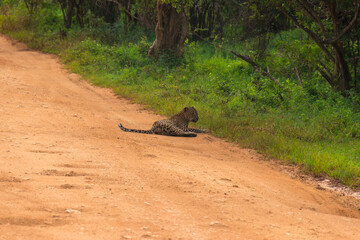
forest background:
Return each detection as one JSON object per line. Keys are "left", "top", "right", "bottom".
{"left": 0, "top": 0, "right": 359, "bottom": 188}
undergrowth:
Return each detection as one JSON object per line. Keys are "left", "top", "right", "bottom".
{"left": 1, "top": 2, "right": 359, "bottom": 188}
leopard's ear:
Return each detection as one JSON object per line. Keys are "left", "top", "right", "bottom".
{"left": 184, "top": 107, "right": 189, "bottom": 112}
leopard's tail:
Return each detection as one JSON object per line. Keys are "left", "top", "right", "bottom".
{"left": 118, "top": 123, "right": 153, "bottom": 134}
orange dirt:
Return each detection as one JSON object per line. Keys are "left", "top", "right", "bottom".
{"left": 0, "top": 34, "right": 359, "bottom": 240}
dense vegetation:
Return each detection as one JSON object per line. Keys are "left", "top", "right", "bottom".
{"left": 1, "top": 0, "right": 359, "bottom": 188}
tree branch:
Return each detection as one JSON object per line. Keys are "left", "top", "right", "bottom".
{"left": 277, "top": 5, "right": 335, "bottom": 63}
{"left": 99, "top": 0, "right": 140, "bottom": 21}
{"left": 326, "top": 0, "right": 360, "bottom": 44}
{"left": 295, "top": 0, "right": 328, "bottom": 37}
{"left": 229, "top": 50, "right": 284, "bottom": 89}
{"left": 316, "top": 65, "right": 335, "bottom": 88}
{"left": 294, "top": 67, "right": 303, "bottom": 87}
{"left": 192, "top": 32, "right": 285, "bottom": 100}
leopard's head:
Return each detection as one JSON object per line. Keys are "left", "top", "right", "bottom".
{"left": 183, "top": 106, "right": 199, "bottom": 123}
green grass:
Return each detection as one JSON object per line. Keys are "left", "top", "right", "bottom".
{"left": 1, "top": 4, "right": 359, "bottom": 188}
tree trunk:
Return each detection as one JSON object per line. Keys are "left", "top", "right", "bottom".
{"left": 58, "top": 0, "right": 74, "bottom": 29}
{"left": 148, "top": 0, "right": 188, "bottom": 58}
{"left": 214, "top": 1, "right": 223, "bottom": 39}
{"left": 332, "top": 42, "right": 352, "bottom": 93}
{"left": 74, "top": 0, "right": 85, "bottom": 28}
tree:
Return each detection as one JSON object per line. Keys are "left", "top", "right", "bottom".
{"left": 189, "top": 0, "right": 224, "bottom": 40}
{"left": 57, "top": 0, "right": 74, "bottom": 29}
{"left": 57, "top": 0, "right": 87, "bottom": 29}
{"left": 276, "top": 0, "right": 360, "bottom": 94}
{"left": 147, "top": 0, "right": 188, "bottom": 58}
{"left": 92, "top": 0, "right": 120, "bottom": 24}
{"left": 23, "top": 0, "right": 42, "bottom": 15}
{"left": 103, "top": 0, "right": 157, "bottom": 30}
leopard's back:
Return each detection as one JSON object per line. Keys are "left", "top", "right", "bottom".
{"left": 150, "top": 119, "right": 195, "bottom": 136}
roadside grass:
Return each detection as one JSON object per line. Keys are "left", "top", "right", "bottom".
{"left": 1, "top": 6, "right": 359, "bottom": 188}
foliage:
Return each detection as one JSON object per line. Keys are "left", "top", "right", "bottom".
{"left": 272, "top": 0, "right": 360, "bottom": 95}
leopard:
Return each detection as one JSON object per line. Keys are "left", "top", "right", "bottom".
{"left": 118, "top": 107, "right": 208, "bottom": 137}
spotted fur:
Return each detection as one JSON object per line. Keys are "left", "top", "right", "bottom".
{"left": 118, "top": 107, "right": 208, "bottom": 137}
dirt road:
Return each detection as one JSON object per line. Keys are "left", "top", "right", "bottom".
{"left": 0, "top": 35, "right": 359, "bottom": 240}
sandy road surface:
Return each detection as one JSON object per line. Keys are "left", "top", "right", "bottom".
{"left": 0, "top": 34, "right": 359, "bottom": 240}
